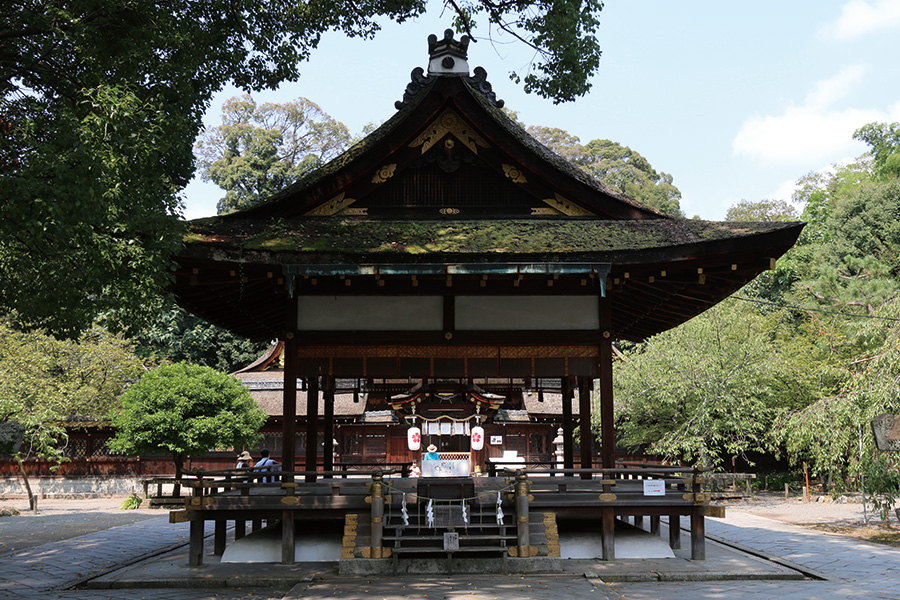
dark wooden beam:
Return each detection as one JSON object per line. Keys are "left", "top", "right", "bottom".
{"left": 323, "top": 378, "right": 335, "bottom": 476}
{"left": 599, "top": 296, "right": 615, "bottom": 469}
{"left": 561, "top": 377, "right": 574, "bottom": 470}
{"left": 282, "top": 334, "right": 298, "bottom": 483}
{"left": 578, "top": 376, "right": 593, "bottom": 478}
{"left": 305, "top": 376, "right": 319, "bottom": 482}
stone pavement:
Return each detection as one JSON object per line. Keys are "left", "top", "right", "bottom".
{"left": 2, "top": 510, "right": 900, "bottom": 600}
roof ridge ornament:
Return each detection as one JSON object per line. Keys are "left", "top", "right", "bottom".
{"left": 394, "top": 30, "right": 504, "bottom": 109}
{"left": 428, "top": 29, "right": 470, "bottom": 76}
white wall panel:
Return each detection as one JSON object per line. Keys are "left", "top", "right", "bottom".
{"left": 455, "top": 296, "right": 599, "bottom": 330}
{"left": 297, "top": 296, "right": 443, "bottom": 331}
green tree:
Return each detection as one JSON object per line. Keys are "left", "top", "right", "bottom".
{"left": 0, "top": 323, "right": 144, "bottom": 510}
{"left": 2, "top": 1, "right": 604, "bottom": 338}
{"left": 611, "top": 300, "right": 827, "bottom": 469}
{"left": 527, "top": 127, "right": 683, "bottom": 216}
{"left": 725, "top": 199, "right": 799, "bottom": 222}
{"left": 774, "top": 299, "right": 900, "bottom": 487}
{"left": 197, "top": 95, "right": 352, "bottom": 214}
{"left": 107, "top": 364, "right": 266, "bottom": 490}
{"left": 854, "top": 122, "right": 900, "bottom": 179}
{"left": 133, "top": 303, "right": 270, "bottom": 373}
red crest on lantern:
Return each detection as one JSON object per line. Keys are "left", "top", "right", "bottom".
{"left": 470, "top": 425, "right": 485, "bottom": 451}
{"left": 407, "top": 426, "right": 421, "bottom": 451}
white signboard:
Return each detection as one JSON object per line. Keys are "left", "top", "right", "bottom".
{"left": 643, "top": 480, "right": 666, "bottom": 496}
{"left": 422, "top": 459, "right": 469, "bottom": 478}
{"left": 490, "top": 436, "right": 503, "bottom": 445}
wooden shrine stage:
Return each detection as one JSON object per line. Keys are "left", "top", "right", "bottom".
{"left": 168, "top": 465, "right": 719, "bottom": 567}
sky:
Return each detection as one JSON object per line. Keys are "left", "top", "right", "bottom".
{"left": 180, "top": 0, "right": 900, "bottom": 221}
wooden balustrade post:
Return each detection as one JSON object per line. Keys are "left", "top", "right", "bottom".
{"left": 690, "top": 468, "right": 706, "bottom": 560}
{"left": 515, "top": 471, "right": 530, "bottom": 553}
{"left": 370, "top": 471, "right": 385, "bottom": 558}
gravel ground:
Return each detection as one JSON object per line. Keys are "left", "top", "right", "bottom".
{"left": 0, "top": 496, "right": 167, "bottom": 557}
{"left": 723, "top": 491, "right": 880, "bottom": 527}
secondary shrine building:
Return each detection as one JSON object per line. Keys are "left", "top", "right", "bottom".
{"left": 168, "top": 31, "right": 802, "bottom": 566}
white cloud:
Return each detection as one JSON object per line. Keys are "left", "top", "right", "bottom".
{"left": 821, "top": 0, "right": 900, "bottom": 40}
{"left": 732, "top": 66, "right": 900, "bottom": 163}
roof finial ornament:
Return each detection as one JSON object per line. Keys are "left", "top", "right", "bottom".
{"left": 427, "top": 29, "right": 470, "bottom": 76}
{"left": 394, "top": 30, "right": 504, "bottom": 110}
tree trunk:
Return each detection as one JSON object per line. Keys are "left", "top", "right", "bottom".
{"left": 173, "top": 454, "right": 184, "bottom": 498}
{"left": 16, "top": 456, "right": 37, "bottom": 514}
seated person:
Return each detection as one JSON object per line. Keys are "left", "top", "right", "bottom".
{"left": 424, "top": 444, "right": 439, "bottom": 460}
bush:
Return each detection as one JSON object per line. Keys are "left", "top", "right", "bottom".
{"left": 864, "top": 455, "right": 900, "bottom": 524}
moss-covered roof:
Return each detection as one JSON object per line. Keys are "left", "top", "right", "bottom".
{"left": 183, "top": 217, "right": 801, "bottom": 262}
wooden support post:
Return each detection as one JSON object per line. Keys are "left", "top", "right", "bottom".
{"left": 305, "top": 376, "right": 319, "bottom": 482}
{"left": 515, "top": 471, "right": 530, "bottom": 552}
{"left": 634, "top": 515, "right": 644, "bottom": 530}
{"left": 252, "top": 519, "right": 262, "bottom": 533}
{"left": 283, "top": 335, "right": 298, "bottom": 482}
{"left": 214, "top": 519, "right": 226, "bottom": 555}
{"left": 690, "top": 469, "right": 705, "bottom": 559}
{"left": 578, "top": 377, "right": 593, "bottom": 479}
{"left": 601, "top": 507, "right": 615, "bottom": 561}
{"left": 370, "top": 471, "right": 385, "bottom": 558}
{"left": 691, "top": 507, "right": 706, "bottom": 560}
{"left": 323, "top": 378, "right": 335, "bottom": 477}
{"left": 561, "top": 377, "right": 574, "bottom": 470}
{"left": 669, "top": 515, "right": 681, "bottom": 549}
{"left": 599, "top": 296, "right": 615, "bottom": 470}
{"left": 188, "top": 518, "right": 204, "bottom": 566}
{"left": 281, "top": 510, "right": 296, "bottom": 564}
{"left": 650, "top": 515, "right": 660, "bottom": 536}
{"left": 234, "top": 520, "right": 246, "bottom": 540}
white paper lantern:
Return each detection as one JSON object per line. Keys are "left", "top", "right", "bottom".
{"left": 407, "top": 426, "right": 421, "bottom": 451}
{"left": 470, "top": 425, "right": 485, "bottom": 451}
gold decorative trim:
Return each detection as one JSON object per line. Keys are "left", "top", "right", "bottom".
{"left": 439, "top": 207, "right": 460, "bottom": 215}
{"left": 502, "top": 164, "right": 528, "bottom": 184}
{"left": 281, "top": 496, "right": 300, "bottom": 505}
{"left": 371, "top": 163, "right": 396, "bottom": 184}
{"left": 542, "top": 193, "right": 595, "bottom": 216}
{"left": 304, "top": 192, "right": 356, "bottom": 216}
{"left": 508, "top": 545, "right": 538, "bottom": 557}
{"left": 598, "top": 493, "right": 617, "bottom": 502}
{"left": 531, "top": 207, "right": 562, "bottom": 215}
{"left": 344, "top": 207, "right": 368, "bottom": 216}
{"left": 410, "top": 109, "right": 489, "bottom": 155}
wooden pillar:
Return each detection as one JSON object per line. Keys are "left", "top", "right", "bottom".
{"left": 669, "top": 515, "right": 681, "bottom": 549}
{"left": 234, "top": 519, "right": 246, "bottom": 540}
{"left": 561, "top": 377, "right": 574, "bottom": 470}
{"left": 323, "top": 378, "right": 335, "bottom": 477}
{"left": 281, "top": 509, "right": 296, "bottom": 564}
{"left": 370, "top": 471, "right": 384, "bottom": 558}
{"left": 213, "top": 519, "right": 226, "bottom": 555}
{"left": 305, "top": 376, "right": 319, "bottom": 482}
{"left": 188, "top": 518, "right": 204, "bottom": 566}
{"left": 282, "top": 335, "right": 298, "bottom": 482}
{"left": 578, "top": 377, "right": 593, "bottom": 478}
{"left": 601, "top": 507, "right": 615, "bottom": 561}
{"left": 515, "top": 471, "right": 530, "bottom": 551}
{"left": 650, "top": 515, "right": 660, "bottom": 536}
{"left": 691, "top": 507, "right": 706, "bottom": 560}
{"left": 599, "top": 296, "right": 615, "bottom": 469}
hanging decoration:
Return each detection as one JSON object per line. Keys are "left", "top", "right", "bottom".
{"left": 407, "top": 426, "right": 421, "bottom": 451}
{"left": 496, "top": 491, "right": 505, "bottom": 525}
{"left": 470, "top": 425, "right": 485, "bottom": 451}
{"left": 426, "top": 499, "right": 435, "bottom": 528}
{"left": 401, "top": 493, "right": 409, "bottom": 526}
{"left": 461, "top": 500, "right": 469, "bottom": 525}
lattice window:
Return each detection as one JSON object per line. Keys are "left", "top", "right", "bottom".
{"left": 68, "top": 438, "right": 88, "bottom": 459}
{"left": 529, "top": 433, "right": 547, "bottom": 457}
